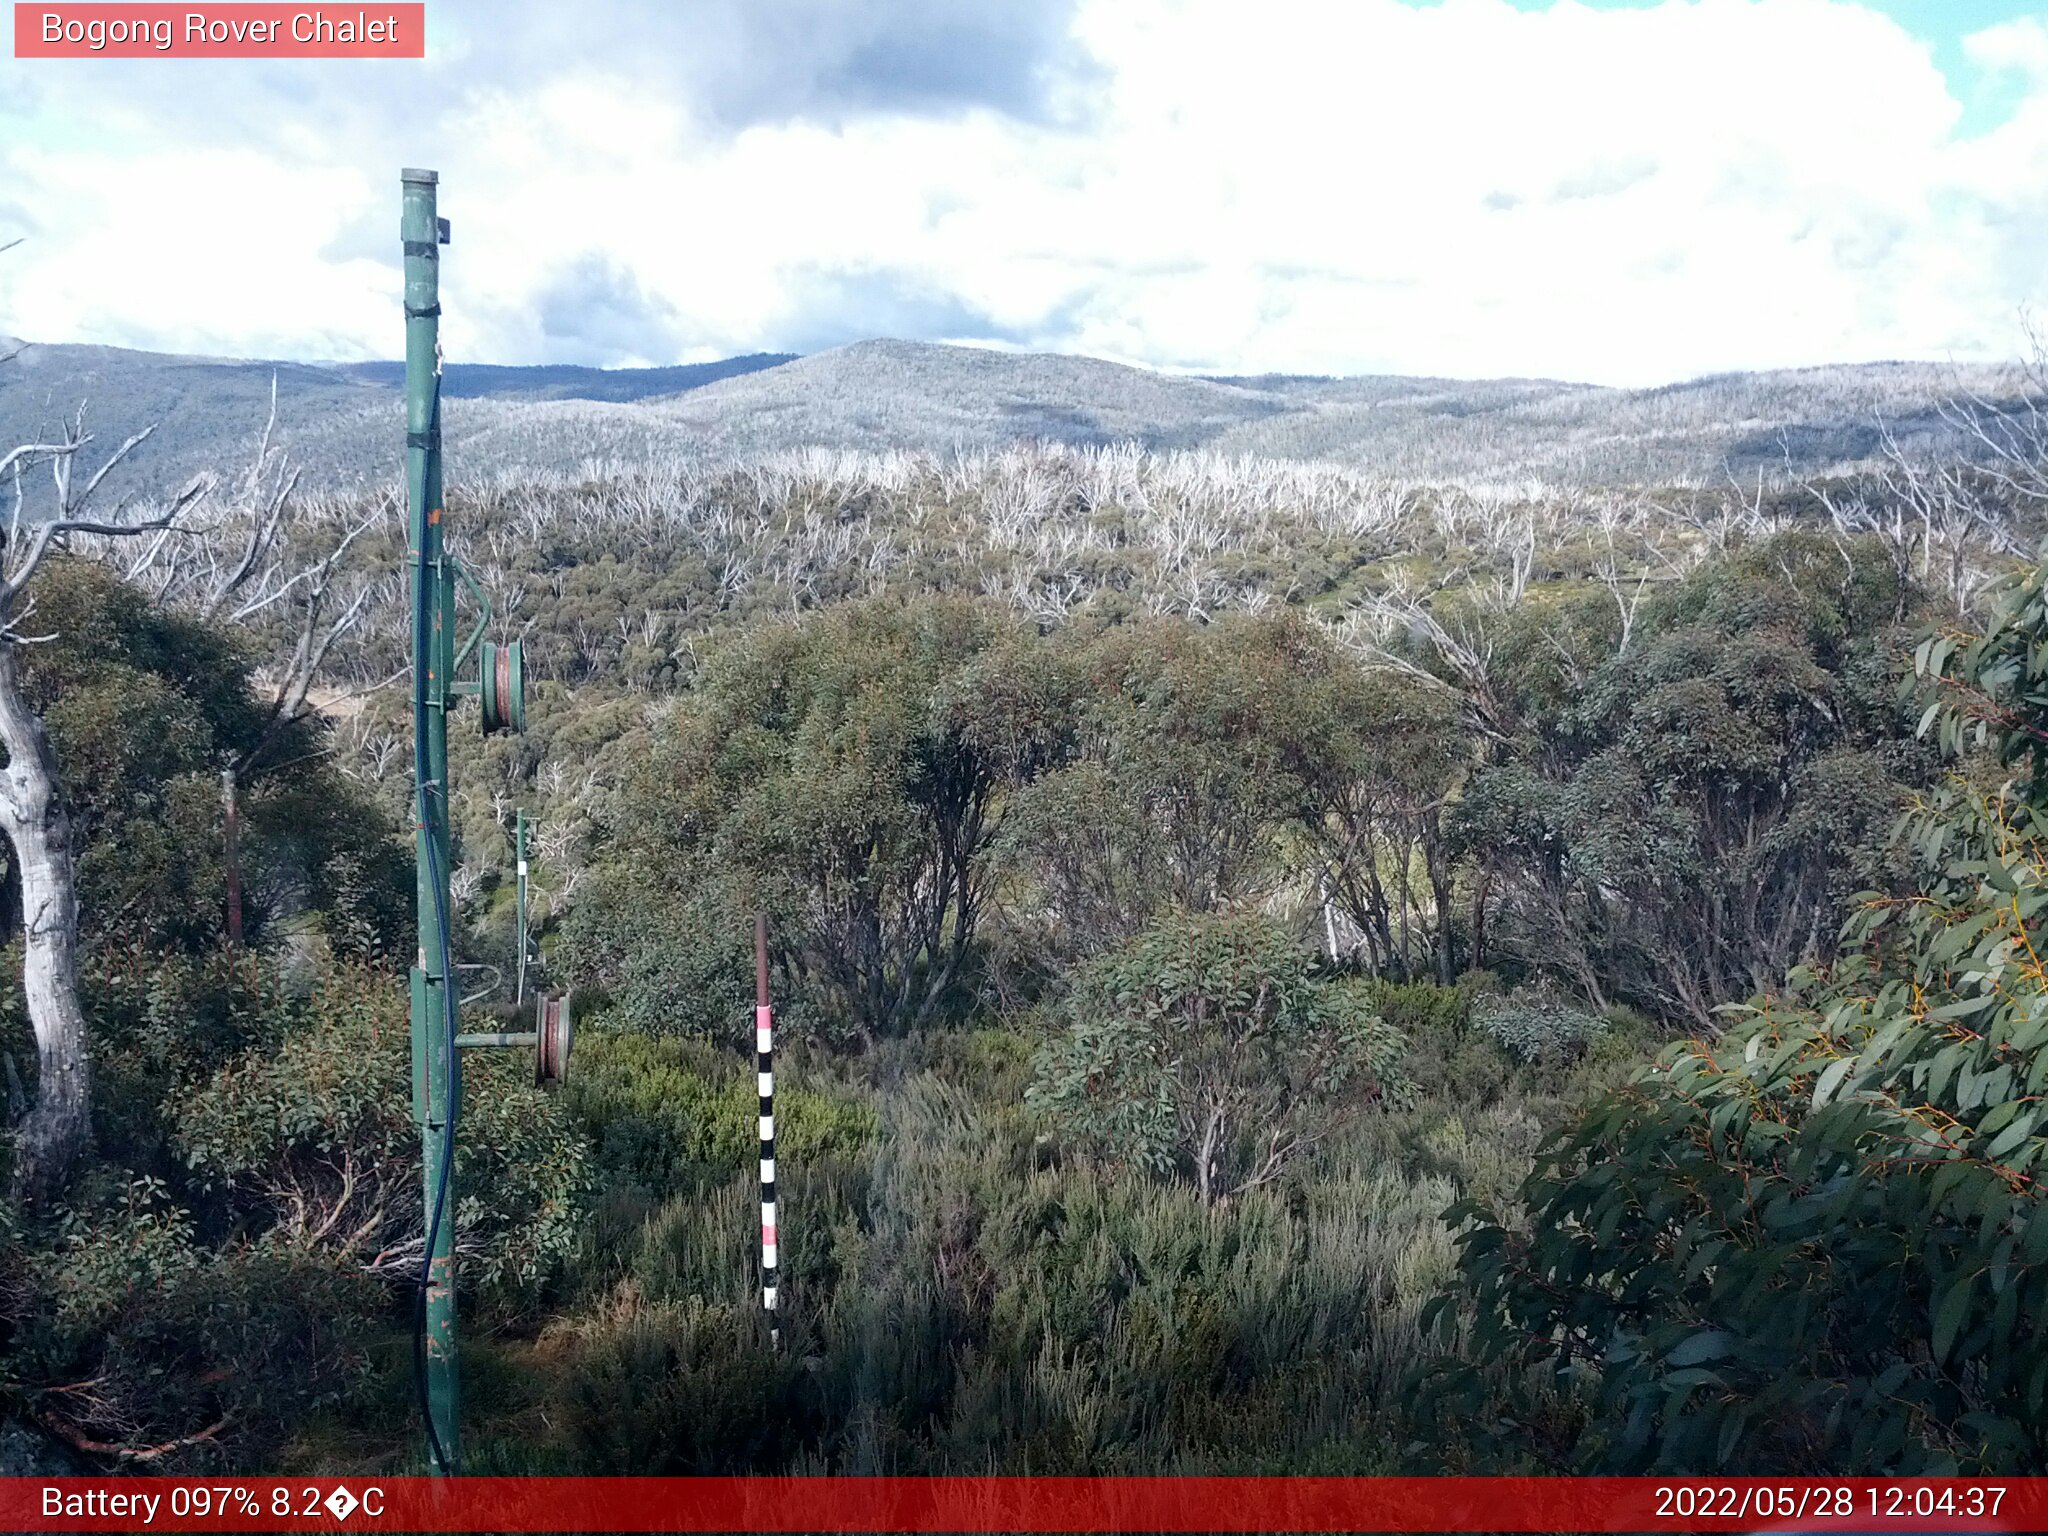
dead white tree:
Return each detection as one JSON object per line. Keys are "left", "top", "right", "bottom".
{"left": 1332, "top": 575, "right": 1522, "bottom": 745}
{"left": 0, "top": 406, "right": 203, "bottom": 1202}
{"left": 108, "top": 381, "right": 396, "bottom": 947}
{"left": 1793, "top": 350, "right": 2043, "bottom": 616}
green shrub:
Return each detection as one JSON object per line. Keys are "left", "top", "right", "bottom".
{"left": 546, "top": 1288, "right": 813, "bottom": 1473}
{"left": 1435, "top": 560, "right": 2048, "bottom": 1473}
{"left": 5, "top": 1175, "right": 382, "bottom": 1470}
{"left": 1364, "top": 978, "right": 1469, "bottom": 1039}
{"left": 565, "top": 1032, "right": 877, "bottom": 1198}
{"left": 1469, "top": 986, "right": 1607, "bottom": 1065}
{"left": 561, "top": 874, "right": 771, "bottom": 1044}
{"left": 603, "top": 598, "right": 1072, "bottom": 1042}
{"left": 1029, "top": 913, "right": 1410, "bottom": 1204}
{"left": 172, "top": 962, "right": 593, "bottom": 1297}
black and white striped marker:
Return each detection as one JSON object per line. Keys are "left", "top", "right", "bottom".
{"left": 755, "top": 913, "right": 778, "bottom": 1346}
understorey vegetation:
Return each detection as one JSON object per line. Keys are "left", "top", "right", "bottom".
{"left": 1, "top": 363, "right": 2046, "bottom": 1474}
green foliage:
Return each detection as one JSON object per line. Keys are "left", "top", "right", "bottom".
{"left": 496, "top": 1061, "right": 1468, "bottom": 1477}
{"left": 21, "top": 469, "right": 2025, "bottom": 1477}
{"left": 1291, "top": 663, "right": 1470, "bottom": 984}
{"left": 2, "top": 1173, "right": 384, "bottom": 1469}
{"left": 1029, "top": 913, "right": 1409, "bottom": 1203}
{"left": 16, "top": 558, "right": 409, "bottom": 958}
{"left": 1362, "top": 978, "right": 1470, "bottom": 1040}
{"left": 1917, "top": 556, "right": 2048, "bottom": 783}
{"left": 172, "top": 961, "right": 593, "bottom": 1296}
{"left": 565, "top": 1031, "right": 877, "bottom": 1198}
{"left": 1457, "top": 531, "right": 1928, "bottom": 1024}
{"left": 0, "top": 557, "right": 443, "bottom": 1467}
{"left": 1469, "top": 987, "right": 1608, "bottom": 1065}
{"left": 1437, "top": 554, "right": 2048, "bottom": 1473}
{"left": 1002, "top": 614, "right": 1347, "bottom": 960}
{"left": 606, "top": 597, "right": 1070, "bottom": 1041}
{"left": 560, "top": 874, "right": 760, "bottom": 1044}
{"left": 546, "top": 1289, "right": 811, "bottom": 1473}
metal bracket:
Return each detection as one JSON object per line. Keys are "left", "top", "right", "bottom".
{"left": 448, "top": 554, "right": 492, "bottom": 681}
{"left": 455, "top": 1030, "right": 538, "bottom": 1049}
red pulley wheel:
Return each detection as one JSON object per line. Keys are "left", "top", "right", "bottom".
{"left": 536, "top": 990, "right": 573, "bottom": 1087}
{"left": 480, "top": 639, "right": 526, "bottom": 735}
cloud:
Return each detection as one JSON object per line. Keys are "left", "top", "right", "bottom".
{"left": 2, "top": 0, "right": 2046, "bottom": 384}
{"left": 769, "top": 266, "right": 1036, "bottom": 355}
{"left": 535, "top": 255, "right": 686, "bottom": 367}
{"left": 0, "top": 199, "right": 40, "bottom": 242}
{"left": 694, "top": 0, "right": 1107, "bottom": 128}
{"left": 1550, "top": 158, "right": 1661, "bottom": 203}
{"left": 1964, "top": 17, "right": 2048, "bottom": 85}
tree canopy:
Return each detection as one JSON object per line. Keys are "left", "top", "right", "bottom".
{"left": 1436, "top": 553, "right": 2048, "bottom": 1473}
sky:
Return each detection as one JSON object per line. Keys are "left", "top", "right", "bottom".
{"left": 2, "top": 0, "right": 2047, "bottom": 386}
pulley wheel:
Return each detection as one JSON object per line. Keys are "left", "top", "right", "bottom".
{"left": 536, "top": 989, "right": 573, "bottom": 1087}
{"left": 479, "top": 639, "right": 526, "bottom": 735}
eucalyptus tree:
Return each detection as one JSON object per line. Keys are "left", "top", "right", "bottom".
{"left": 1000, "top": 612, "right": 1351, "bottom": 975}
{"left": 109, "top": 387, "right": 394, "bottom": 948}
{"left": 1029, "top": 911, "right": 1409, "bottom": 1205}
{"left": 1455, "top": 531, "right": 1925, "bottom": 1025}
{"left": 0, "top": 403, "right": 203, "bottom": 1200}
{"left": 1438, "top": 552, "right": 2048, "bottom": 1474}
{"left": 610, "top": 597, "right": 1073, "bottom": 1043}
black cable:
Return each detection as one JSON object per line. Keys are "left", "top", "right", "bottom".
{"left": 411, "top": 371, "right": 458, "bottom": 1477}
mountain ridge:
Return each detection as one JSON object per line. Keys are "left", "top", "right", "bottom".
{"left": 0, "top": 335, "right": 2029, "bottom": 493}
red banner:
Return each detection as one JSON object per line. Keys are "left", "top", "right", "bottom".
{"left": 13, "top": 4, "right": 424, "bottom": 58}
{"left": 2, "top": 1476, "right": 2043, "bottom": 1533}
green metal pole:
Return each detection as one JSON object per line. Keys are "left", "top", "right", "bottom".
{"left": 402, "top": 166, "right": 459, "bottom": 1475}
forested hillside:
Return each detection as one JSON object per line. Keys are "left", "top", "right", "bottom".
{"left": 1, "top": 357, "right": 2046, "bottom": 1477}
{"left": 0, "top": 335, "right": 2030, "bottom": 496}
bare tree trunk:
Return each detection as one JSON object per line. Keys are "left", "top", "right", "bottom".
{"left": 1197, "top": 1103, "right": 1224, "bottom": 1207}
{"left": 1425, "top": 827, "right": 1455, "bottom": 984}
{"left": 0, "top": 358, "right": 206, "bottom": 1202}
{"left": 1394, "top": 846, "right": 1414, "bottom": 981}
{"left": 0, "top": 642, "right": 90, "bottom": 1202}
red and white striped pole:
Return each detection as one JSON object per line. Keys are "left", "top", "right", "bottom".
{"left": 755, "top": 913, "right": 779, "bottom": 1346}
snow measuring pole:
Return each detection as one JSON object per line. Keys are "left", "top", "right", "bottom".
{"left": 403, "top": 168, "right": 560, "bottom": 1475}
{"left": 515, "top": 810, "right": 531, "bottom": 1004}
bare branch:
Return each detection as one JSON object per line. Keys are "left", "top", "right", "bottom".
{"left": 0, "top": 443, "right": 79, "bottom": 482}
{"left": 70, "top": 425, "right": 156, "bottom": 514}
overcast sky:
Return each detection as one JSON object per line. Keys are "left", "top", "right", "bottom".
{"left": 3, "top": 0, "right": 2047, "bottom": 385}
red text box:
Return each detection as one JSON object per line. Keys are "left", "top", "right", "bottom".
{"left": 14, "top": 4, "right": 424, "bottom": 57}
{"left": 2, "top": 1476, "right": 2044, "bottom": 1533}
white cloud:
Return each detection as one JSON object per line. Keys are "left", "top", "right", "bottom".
{"left": 1, "top": 0, "right": 2045, "bottom": 384}
{"left": 1964, "top": 16, "right": 2048, "bottom": 85}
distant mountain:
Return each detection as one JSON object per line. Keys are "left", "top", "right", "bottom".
{"left": 0, "top": 336, "right": 2028, "bottom": 496}
{"left": 0, "top": 341, "right": 389, "bottom": 490}
{"left": 611, "top": 343, "right": 2029, "bottom": 486}
{"left": 0, "top": 342, "right": 796, "bottom": 493}
{"left": 328, "top": 353, "right": 794, "bottom": 402}
{"left": 634, "top": 339, "right": 1298, "bottom": 455}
